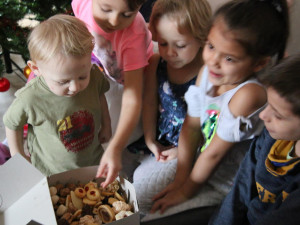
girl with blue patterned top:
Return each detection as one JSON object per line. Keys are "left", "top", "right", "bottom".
{"left": 128, "top": 0, "right": 211, "bottom": 161}
{"left": 122, "top": 0, "right": 212, "bottom": 218}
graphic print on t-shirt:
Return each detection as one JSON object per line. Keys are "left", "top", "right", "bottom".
{"left": 201, "top": 104, "right": 220, "bottom": 152}
{"left": 57, "top": 110, "right": 94, "bottom": 152}
{"left": 93, "top": 34, "right": 122, "bottom": 82}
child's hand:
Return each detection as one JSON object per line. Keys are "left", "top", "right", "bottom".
{"left": 151, "top": 187, "right": 188, "bottom": 214}
{"left": 98, "top": 125, "right": 112, "bottom": 144}
{"left": 148, "top": 141, "right": 176, "bottom": 161}
{"left": 147, "top": 141, "right": 164, "bottom": 160}
{"left": 96, "top": 148, "right": 122, "bottom": 188}
{"left": 152, "top": 181, "right": 182, "bottom": 202}
{"left": 159, "top": 147, "right": 178, "bottom": 162}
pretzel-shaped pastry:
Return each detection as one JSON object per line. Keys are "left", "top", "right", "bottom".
{"left": 97, "top": 204, "right": 115, "bottom": 223}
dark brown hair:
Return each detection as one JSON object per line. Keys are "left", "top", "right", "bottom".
{"left": 260, "top": 54, "right": 300, "bottom": 117}
{"left": 127, "top": 0, "right": 147, "bottom": 11}
{"left": 212, "top": 0, "right": 289, "bottom": 62}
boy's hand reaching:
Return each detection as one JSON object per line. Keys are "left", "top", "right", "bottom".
{"left": 96, "top": 148, "right": 122, "bottom": 188}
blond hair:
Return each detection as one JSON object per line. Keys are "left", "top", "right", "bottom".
{"left": 28, "top": 14, "right": 94, "bottom": 62}
{"left": 149, "top": 0, "right": 212, "bottom": 47}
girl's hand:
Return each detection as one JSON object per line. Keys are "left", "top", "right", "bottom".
{"left": 151, "top": 187, "right": 188, "bottom": 214}
{"left": 96, "top": 148, "right": 122, "bottom": 188}
{"left": 148, "top": 141, "right": 176, "bottom": 161}
{"left": 147, "top": 141, "right": 165, "bottom": 161}
{"left": 98, "top": 124, "right": 112, "bottom": 144}
{"left": 152, "top": 181, "right": 182, "bottom": 202}
{"left": 159, "top": 147, "right": 178, "bottom": 162}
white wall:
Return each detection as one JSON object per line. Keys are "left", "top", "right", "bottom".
{"left": 286, "top": 1, "right": 300, "bottom": 55}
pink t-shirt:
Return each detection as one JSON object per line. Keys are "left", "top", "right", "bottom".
{"left": 72, "top": 0, "right": 153, "bottom": 84}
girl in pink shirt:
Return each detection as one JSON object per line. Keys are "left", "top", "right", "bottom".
{"left": 72, "top": 0, "right": 153, "bottom": 187}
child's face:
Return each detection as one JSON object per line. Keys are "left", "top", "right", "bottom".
{"left": 32, "top": 54, "right": 92, "bottom": 97}
{"left": 156, "top": 15, "right": 202, "bottom": 69}
{"left": 259, "top": 87, "right": 300, "bottom": 141}
{"left": 92, "top": 0, "right": 140, "bottom": 33}
{"left": 202, "top": 19, "right": 264, "bottom": 88}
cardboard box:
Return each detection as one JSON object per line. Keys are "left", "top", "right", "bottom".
{"left": 0, "top": 154, "right": 56, "bottom": 225}
{"left": 0, "top": 154, "right": 139, "bottom": 225}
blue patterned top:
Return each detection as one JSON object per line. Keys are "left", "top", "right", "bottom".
{"left": 157, "top": 58, "right": 196, "bottom": 146}
{"left": 127, "top": 58, "right": 197, "bottom": 154}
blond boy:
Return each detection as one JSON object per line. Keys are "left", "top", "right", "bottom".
{"left": 3, "top": 14, "right": 111, "bottom": 176}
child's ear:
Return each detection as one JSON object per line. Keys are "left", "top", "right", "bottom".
{"left": 253, "top": 57, "right": 271, "bottom": 73}
{"left": 27, "top": 60, "right": 42, "bottom": 76}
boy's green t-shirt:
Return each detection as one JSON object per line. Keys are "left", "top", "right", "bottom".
{"left": 3, "top": 65, "right": 109, "bottom": 176}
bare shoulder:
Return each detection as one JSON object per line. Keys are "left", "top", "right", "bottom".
{"left": 195, "top": 66, "right": 205, "bottom": 86}
{"left": 229, "top": 83, "right": 267, "bottom": 117}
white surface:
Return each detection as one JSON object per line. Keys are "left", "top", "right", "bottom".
{"left": 0, "top": 154, "right": 139, "bottom": 225}
{"left": 0, "top": 154, "right": 56, "bottom": 225}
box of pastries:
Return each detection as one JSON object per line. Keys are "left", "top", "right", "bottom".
{"left": 48, "top": 165, "right": 139, "bottom": 225}
{"left": 0, "top": 154, "right": 139, "bottom": 225}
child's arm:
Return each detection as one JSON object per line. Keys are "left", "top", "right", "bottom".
{"left": 152, "top": 83, "right": 267, "bottom": 213}
{"left": 97, "top": 67, "right": 144, "bottom": 187}
{"left": 98, "top": 94, "right": 112, "bottom": 144}
{"left": 152, "top": 133, "right": 234, "bottom": 213}
{"left": 152, "top": 114, "right": 203, "bottom": 202}
{"left": 5, "top": 127, "right": 30, "bottom": 162}
{"left": 143, "top": 54, "right": 168, "bottom": 160}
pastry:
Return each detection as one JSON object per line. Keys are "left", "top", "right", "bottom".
{"left": 61, "top": 212, "right": 73, "bottom": 223}
{"left": 101, "top": 191, "right": 114, "bottom": 197}
{"left": 78, "top": 215, "right": 97, "bottom": 225}
{"left": 49, "top": 186, "right": 58, "bottom": 196}
{"left": 108, "top": 197, "right": 118, "bottom": 205}
{"left": 73, "top": 209, "right": 82, "bottom": 220}
{"left": 97, "top": 205, "right": 115, "bottom": 224}
{"left": 114, "top": 192, "right": 125, "bottom": 202}
{"left": 83, "top": 197, "right": 97, "bottom": 206}
{"left": 93, "top": 202, "right": 103, "bottom": 214}
{"left": 60, "top": 187, "right": 71, "bottom": 197}
{"left": 87, "top": 188, "right": 101, "bottom": 201}
{"left": 70, "top": 222, "right": 79, "bottom": 225}
{"left": 55, "top": 183, "right": 64, "bottom": 192}
{"left": 74, "top": 187, "right": 86, "bottom": 199}
{"left": 112, "top": 201, "right": 131, "bottom": 213}
{"left": 66, "top": 183, "right": 77, "bottom": 191}
{"left": 56, "top": 204, "right": 68, "bottom": 217}
{"left": 50, "top": 179, "right": 133, "bottom": 224}
{"left": 105, "top": 180, "right": 119, "bottom": 193}
{"left": 115, "top": 210, "right": 134, "bottom": 220}
{"left": 84, "top": 182, "right": 97, "bottom": 192}
{"left": 65, "top": 194, "right": 71, "bottom": 207}
{"left": 71, "top": 191, "right": 84, "bottom": 209}
{"left": 51, "top": 195, "right": 59, "bottom": 205}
